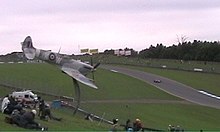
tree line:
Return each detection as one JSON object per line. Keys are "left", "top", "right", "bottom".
{"left": 2, "top": 40, "right": 219, "bottom": 62}
{"left": 104, "top": 40, "right": 220, "bottom": 62}
{"left": 138, "top": 40, "right": 220, "bottom": 62}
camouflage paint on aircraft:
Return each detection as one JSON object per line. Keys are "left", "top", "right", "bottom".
{"left": 21, "top": 36, "right": 99, "bottom": 89}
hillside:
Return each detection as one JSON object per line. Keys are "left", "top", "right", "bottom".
{"left": 0, "top": 63, "right": 220, "bottom": 131}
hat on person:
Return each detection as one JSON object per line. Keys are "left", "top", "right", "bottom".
{"left": 136, "top": 118, "right": 140, "bottom": 122}
{"left": 31, "top": 109, "right": 37, "bottom": 115}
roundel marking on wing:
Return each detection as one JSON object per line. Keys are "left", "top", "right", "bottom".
{"left": 49, "top": 53, "right": 56, "bottom": 61}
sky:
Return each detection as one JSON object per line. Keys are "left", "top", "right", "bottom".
{"left": 1, "top": 0, "right": 220, "bottom": 55}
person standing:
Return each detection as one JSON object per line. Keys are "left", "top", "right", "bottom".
{"left": 38, "top": 98, "right": 45, "bottom": 117}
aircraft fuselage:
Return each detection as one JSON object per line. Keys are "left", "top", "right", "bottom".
{"left": 35, "top": 49, "right": 93, "bottom": 76}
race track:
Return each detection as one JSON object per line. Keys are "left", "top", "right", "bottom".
{"left": 101, "top": 65, "right": 220, "bottom": 109}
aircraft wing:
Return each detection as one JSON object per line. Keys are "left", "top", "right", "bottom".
{"left": 61, "top": 67, "right": 98, "bottom": 89}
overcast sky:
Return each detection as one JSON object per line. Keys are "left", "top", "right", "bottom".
{"left": 1, "top": 0, "right": 220, "bottom": 55}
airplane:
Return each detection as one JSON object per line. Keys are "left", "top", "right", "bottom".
{"left": 21, "top": 36, "right": 100, "bottom": 89}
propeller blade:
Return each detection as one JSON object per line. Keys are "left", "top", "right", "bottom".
{"left": 93, "top": 62, "right": 100, "bottom": 69}
{"left": 92, "top": 71, "right": 95, "bottom": 80}
{"left": 90, "top": 56, "right": 93, "bottom": 66}
{"left": 58, "top": 46, "right": 61, "bottom": 53}
{"left": 92, "top": 63, "right": 100, "bottom": 80}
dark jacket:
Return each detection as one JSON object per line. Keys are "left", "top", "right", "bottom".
{"left": 20, "top": 111, "right": 38, "bottom": 127}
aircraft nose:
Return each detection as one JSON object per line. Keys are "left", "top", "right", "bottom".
{"left": 83, "top": 65, "right": 93, "bottom": 70}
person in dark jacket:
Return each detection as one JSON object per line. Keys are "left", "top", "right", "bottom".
{"left": 40, "top": 103, "right": 62, "bottom": 121}
{"left": 110, "top": 118, "right": 119, "bottom": 132}
{"left": 125, "top": 119, "right": 133, "bottom": 131}
{"left": 19, "top": 110, "right": 38, "bottom": 128}
{"left": 5, "top": 109, "right": 47, "bottom": 131}
{"left": 17, "top": 109, "right": 47, "bottom": 130}
{"left": 38, "top": 99, "right": 45, "bottom": 117}
{"left": 3, "top": 96, "right": 23, "bottom": 115}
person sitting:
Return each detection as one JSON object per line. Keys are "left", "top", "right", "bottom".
{"left": 133, "top": 118, "right": 143, "bottom": 132}
{"left": 6, "top": 109, "right": 48, "bottom": 131}
{"left": 168, "top": 124, "right": 175, "bottom": 132}
{"left": 110, "top": 118, "right": 119, "bottom": 132}
{"left": 84, "top": 113, "right": 93, "bottom": 122}
{"left": 2, "top": 95, "right": 23, "bottom": 115}
{"left": 125, "top": 119, "right": 133, "bottom": 131}
{"left": 19, "top": 110, "right": 44, "bottom": 130}
{"left": 40, "top": 103, "right": 62, "bottom": 121}
{"left": 1, "top": 95, "right": 10, "bottom": 113}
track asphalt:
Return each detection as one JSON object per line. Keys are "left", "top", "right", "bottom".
{"left": 101, "top": 65, "right": 220, "bottom": 109}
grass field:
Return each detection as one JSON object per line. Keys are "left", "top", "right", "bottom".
{"left": 0, "top": 106, "right": 112, "bottom": 131}
{"left": 0, "top": 63, "right": 178, "bottom": 100}
{"left": 81, "top": 103, "right": 220, "bottom": 131}
{"left": 77, "top": 54, "right": 220, "bottom": 73}
{"left": 122, "top": 65, "right": 220, "bottom": 96}
{"left": 0, "top": 63, "right": 220, "bottom": 131}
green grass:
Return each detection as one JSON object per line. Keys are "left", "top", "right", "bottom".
{"left": 80, "top": 68, "right": 179, "bottom": 100}
{"left": 0, "top": 108, "right": 113, "bottom": 131}
{"left": 123, "top": 65, "right": 220, "bottom": 95}
{"left": 0, "top": 113, "right": 25, "bottom": 131}
{"left": 0, "top": 86, "right": 13, "bottom": 97}
{"left": 1, "top": 63, "right": 220, "bottom": 131}
{"left": 0, "top": 63, "right": 74, "bottom": 97}
{"left": 0, "top": 63, "right": 178, "bottom": 100}
{"left": 1, "top": 103, "right": 220, "bottom": 131}
{"left": 77, "top": 54, "right": 220, "bottom": 73}
{"left": 81, "top": 103, "right": 220, "bottom": 131}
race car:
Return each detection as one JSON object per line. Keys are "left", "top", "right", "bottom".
{"left": 154, "top": 79, "right": 162, "bottom": 83}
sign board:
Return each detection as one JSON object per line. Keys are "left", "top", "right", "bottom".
{"left": 125, "top": 51, "right": 131, "bottom": 56}
{"left": 114, "top": 49, "right": 131, "bottom": 56}
{"left": 80, "top": 49, "right": 89, "bottom": 53}
{"left": 89, "top": 49, "right": 98, "bottom": 54}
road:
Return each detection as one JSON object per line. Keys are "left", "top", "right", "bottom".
{"left": 101, "top": 65, "right": 220, "bottom": 109}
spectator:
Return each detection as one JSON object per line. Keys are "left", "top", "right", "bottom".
{"left": 110, "top": 118, "right": 119, "bottom": 132}
{"left": 7, "top": 109, "right": 48, "bottom": 131}
{"left": 19, "top": 110, "right": 41, "bottom": 129}
{"left": 125, "top": 119, "right": 133, "bottom": 131}
{"left": 1, "top": 95, "right": 10, "bottom": 113}
{"left": 175, "top": 125, "right": 184, "bottom": 132}
{"left": 38, "top": 98, "right": 45, "bottom": 117}
{"left": 168, "top": 124, "right": 175, "bottom": 132}
{"left": 40, "top": 103, "right": 62, "bottom": 121}
{"left": 85, "top": 113, "right": 93, "bottom": 122}
{"left": 113, "top": 118, "right": 119, "bottom": 124}
{"left": 2, "top": 95, "right": 23, "bottom": 115}
{"left": 133, "top": 118, "right": 143, "bottom": 132}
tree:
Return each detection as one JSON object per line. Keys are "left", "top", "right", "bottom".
{"left": 138, "top": 39, "right": 220, "bottom": 62}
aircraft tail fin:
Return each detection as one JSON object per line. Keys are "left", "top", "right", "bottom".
{"left": 21, "top": 36, "right": 36, "bottom": 59}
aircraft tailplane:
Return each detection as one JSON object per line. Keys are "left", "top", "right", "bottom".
{"left": 21, "top": 36, "right": 36, "bottom": 59}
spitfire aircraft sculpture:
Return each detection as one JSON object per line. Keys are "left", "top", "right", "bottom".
{"left": 21, "top": 36, "right": 100, "bottom": 114}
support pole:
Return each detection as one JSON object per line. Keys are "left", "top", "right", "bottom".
{"left": 72, "top": 79, "right": 81, "bottom": 115}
